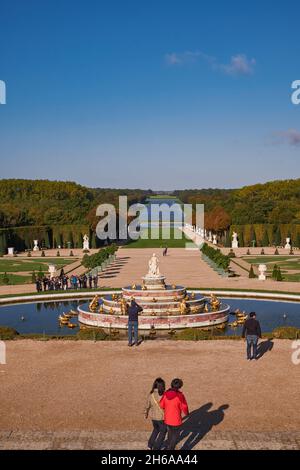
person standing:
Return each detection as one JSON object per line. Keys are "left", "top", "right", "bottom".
{"left": 144, "top": 378, "right": 167, "bottom": 450}
{"left": 127, "top": 298, "right": 143, "bottom": 346}
{"left": 160, "top": 378, "right": 189, "bottom": 450}
{"left": 242, "top": 312, "right": 262, "bottom": 360}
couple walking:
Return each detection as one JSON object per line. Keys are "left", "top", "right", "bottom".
{"left": 145, "top": 377, "right": 189, "bottom": 450}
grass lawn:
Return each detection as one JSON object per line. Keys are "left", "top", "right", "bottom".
{"left": 243, "top": 256, "right": 300, "bottom": 282}
{"left": 0, "top": 274, "right": 31, "bottom": 285}
{"left": 0, "top": 258, "right": 78, "bottom": 274}
{"left": 126, "top": 227, "right": 195, "bottom": 248}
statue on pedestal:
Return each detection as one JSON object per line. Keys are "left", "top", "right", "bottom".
{"left": 232, "top": 232, "right": 239, "bottom": 249}
{"left": 83, "top": 234, "right": 90, "bottom": 250}
{"left": 285, "top": 238, "right": 291, "bottom": 250}
{"left": 89, "top": 295, "right": 99, "bottom": 312}
{"left": 147, "top": 253, "right": 160, "bottom": 277}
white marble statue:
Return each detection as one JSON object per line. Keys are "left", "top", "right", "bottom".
{"left": 48, "top": 264, "right": 56, "bottom": 279}
{"left": 285, "top": 238, "right": 291, "bottom": 250}
{"left": 232, "top": 232, "right": 239, "bottom": 249}
{"left": 258, "top": 264, "right": 267, "bottom": 281}
{"left": 208, "top": 231, "right": 213, "bottom": 242}
{"left": 83, "top": 234, "right": 89, "bottom": 250}
{"left": 213, "top": 234, "right": 217, "bottom": 245}
{"left": 33, "top": 240, "right": 39, "bottom": 251}
{"left": 148, "top": 253, "right": 160, "bottom": 277}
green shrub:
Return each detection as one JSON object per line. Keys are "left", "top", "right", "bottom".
{"left": 56, "top": 250, "right": 60, "bottom": 257}
{"left": 27, "top": 251, "right": 32, "bottom": 257}
{"left": 2, "top": 272, "right": 10, "bottom": 285}
{"left": 82, "top": 245, "right": 118, "bottom": 270}
{"left": 69, "top": 250, "right": 74, "bottom": 256}
{"left": 274, "top": 248, "right": 279, "bottom": 255}
{"left": 249, "top": 265, "right": 256, "bottom": 278}
{"left": 228, "top": 249, "right": 236, "bottom": 258}
{"left": 173, "top": 328, "right": 212, "bottom": 341}
{"left": 31, "top": 271, "right": 37, "bottom": 283}
{"left": 276, "top": 266, "right": 283, "bottom": 281}
{"left": 272, "top": 326, "right": 300, "bottom": 339}
{"left": 272, "top": 264, "right": 278, "bottom": 280}
{"left": 0, "top": 326, "right": 19, "bottom": 340}
{"left": 76, "top": 328, "right": 108, "bottom": 341}
{"left": 41, "top": 250, "right": 45, "bottom": 257}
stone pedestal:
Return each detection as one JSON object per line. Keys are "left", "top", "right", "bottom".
{"left": 141, "top": 275, "right": 166, "bottom": 290}
{"left": 258, "top": 264, "right": 267, "bottom": 281}
{"left": 285, "top": 238, "right": 291, "bottom": 250}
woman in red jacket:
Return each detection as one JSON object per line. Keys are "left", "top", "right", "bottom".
{"left": 160, "top": 378, "right": 189, "bottom": 450}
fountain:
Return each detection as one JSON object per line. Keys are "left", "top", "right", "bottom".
{"left": 78, "top": 253, "right": 230, "bottom": 330}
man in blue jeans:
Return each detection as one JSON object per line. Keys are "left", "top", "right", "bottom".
{"left": 127, "top": 298, "right": 143, "bottom": 347}
{"left": 242, "top": 312, "right": 262, "bottom": 360}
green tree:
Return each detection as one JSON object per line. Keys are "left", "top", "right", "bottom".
{"left": 274, "top": 226, "right": 282, "bottom": 246}
{"left": 249, "top": 226, "right": 257, "bottom": 247}
{"left": 2, "top": 272, "right": 10, "bottom": 284}
{"left": 238, "top": 231, "right": 244, "bottom": 247}
{"left": 67, "top": 231, "right": 74, "bottom": 248}
{"left": 262, "top": 229, "right": 270, "bottom": 247}
{"left": 296, "top": 232, "right": 300, "bottom": 248}
{"left": 31, "top": 271, "right": 37, "bottom": 283}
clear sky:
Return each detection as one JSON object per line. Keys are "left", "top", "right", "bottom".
{"left": 0, "top": 0, "right": 299, "bottom": 190}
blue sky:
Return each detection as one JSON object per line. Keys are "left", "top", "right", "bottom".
{"left": 0, "top": 0, "right": 299, "bottom": 190}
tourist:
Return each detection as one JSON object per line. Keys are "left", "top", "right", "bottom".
{"left": 242, "top": 312, "right": 262, "bottom": 360}
{"left": 93, "top": 275, "right": 98, "bottom": 288}
{"left": 127, "top": 298, "right": 143, "bottom": 346}
{"left": 88, "top": 274, "right": 93, "bottom": 289}
{"left": 35, "top": 279, "right": 41, "bottom": 292}
{"left": 145, "top": 378, "right": 167, "bottom": 450}
{"left": 160, "top": 378, "right": 189, "bottom": 450}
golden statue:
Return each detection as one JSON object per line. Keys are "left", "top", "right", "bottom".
{"left": 109, "top": 307, "right": 114, "bottom": 315}
{"left": 209, "top": 294, "right": 221, "bottom": 311}
{"left": 191, "top": 292, "right": 196, "bottom": 300}
{"left": 131, "top": 283, "right": 136, "bottom": 289}
{"left": 99, "top": 304, "right": 104, "bottom": 313}
{"left": 89, "top": 295, "right": 99, "bottom": 312}
{"left": 204, "top": 303, "right": 209, "bottom": 312}
{"left": 141, "top": 280, "right": 147, "bottom": 290}
{"left": 172, "top": 284, "right": 176, "bottom": 290}
{"left": 180, "top": 299, "right": 189, "bottom": 315}
{"left": 120, "top": 298, "right": 128, "bottom": 315}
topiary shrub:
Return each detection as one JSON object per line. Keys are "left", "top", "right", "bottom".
{"left": 276, "top": 266, "right": 283, "bottom": 281}
{"left": 31, "top": 271, "right": 37, "bottom": 283}
{"left": 246, "top": 249, "right": 251, "bottom": 255}
{"left": 0, "top": 326, "right": 19, "bottom": 340}
{"left": 27, "top": 251, "right": 32, "bottom": 257}
{"left": 69, "top": 250, "right": 74, "bottom": 256}
{"left": 228, "top": 249, "right": 236, "bottom": 258}
{"left": 76, "top": 328, "right": 108, "bottom": 341}
{"left": 274, "top": 248, "right": 279, "bottom": 255}
{"left": 249, "top": 265, "right": 256, "bottom": 278}
{"left": 260, "top": 249, "right": 265, "bottom": 255}
{"left": 56, "top": 250, "right": 60, "bottom": 257}
{"left": 41, "top": 250, "right": 45, "bottom": 257}
{"left": 272, "top": 326, "right": 300, "bottom": 339}
{"left": 272, "top": 264, "right": 278, "bottom": 280}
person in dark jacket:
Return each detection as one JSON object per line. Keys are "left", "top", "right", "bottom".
{"left": 144, "top": 377, "right": 167, "bottom": 450}
{"left": 127, "top": 298, "right": 143, "bottom": 346}
{"left": 160, "top": 378, "right": 189, "bottom": 450}
{"left": 242, "top": 312, "right": 262, "bottom": 360}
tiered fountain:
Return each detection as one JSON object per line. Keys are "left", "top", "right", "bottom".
{"left": 78, "top": 253, "right": 230, "bottom": 330}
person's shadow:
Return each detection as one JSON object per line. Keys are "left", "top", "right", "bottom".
{"left": 256, "top": 339, "right": 274, "bottom": 359}
{"left": 177, "top": 403, "right": 229, "bottom": 450}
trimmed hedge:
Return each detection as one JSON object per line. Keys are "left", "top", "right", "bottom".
{"left": 82, "top": 244, "right": 118, "bottom": 270}
{"left": 0, "top": 326, "right": 19, "bottom": 340}
{"left": 201, "top": 243, "right": 230, "bottom": 270}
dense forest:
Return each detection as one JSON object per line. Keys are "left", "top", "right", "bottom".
{"left": 174, "top": 179, "right": 300, "bottom": 231}
{"left": 0, "top": 179, "right": 152, "bottom": 228}
{"left": 1, "top": 178, "right": 300, "bottom": 237}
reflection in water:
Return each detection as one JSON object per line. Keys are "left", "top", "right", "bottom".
{"left": 0, "top": 298, "right": 299, "bottom": 336}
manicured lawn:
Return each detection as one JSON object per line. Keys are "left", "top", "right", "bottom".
{"left": 0, "top": 274, "right": 31, "bottom": 285}
{"left": 0, "top": 258, "right": 77, "bottom": 274}
{"left": 126, "top": 227, "right": 195, "bottom": 248}
{"left": 243, "top": 256, "right": 300, "bottom": 282}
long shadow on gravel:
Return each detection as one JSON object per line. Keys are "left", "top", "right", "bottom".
{"left": 177, "top": 402, "right": 229, "bottom": 450}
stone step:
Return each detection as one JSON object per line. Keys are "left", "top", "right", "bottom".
{"left": 0, "top": 430, "right": 299, "bottom": 450}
